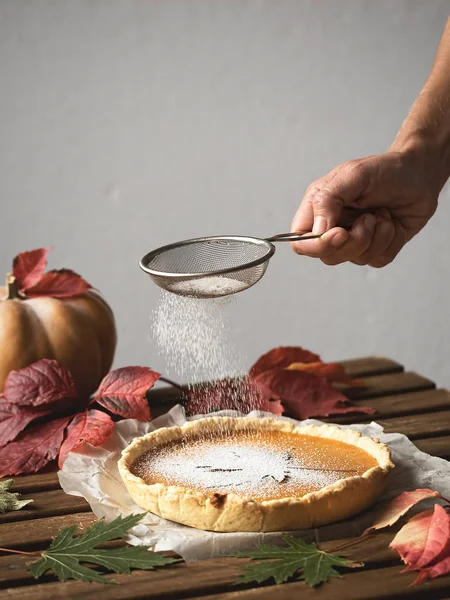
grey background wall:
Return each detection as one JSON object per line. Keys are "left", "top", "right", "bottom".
{"left": 1, "top": 0, "right": 450, "bottom": 386}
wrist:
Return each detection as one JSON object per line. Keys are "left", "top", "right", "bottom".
{"left": 390, "top": 132, "right": 450, "bottom": 194}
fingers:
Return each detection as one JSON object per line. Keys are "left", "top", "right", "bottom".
{"left": 351, "top": 209, "right": 396, "bottom": 266}
{"left": 291, "top": 226, "right": 350, "bottom": 259}
{"left": 368, "top": 218, "right": 408, "bottom": 268}
{"left": 320, "top": 213, "right": 377, "bottom": 266}
{"left": 292, "top": 209, "right": 400, "bottom": 266}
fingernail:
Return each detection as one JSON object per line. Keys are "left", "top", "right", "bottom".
{"left": 330, "top": 231, "right": 348, "bottom": 248}
{"left": 313, "top": 216, "right": 328, "bottom": 235}
{"left": 379, "top": 208, "right": 392, "bottom": 220}
{"left": 364, "top": 214, "right": 376, "bottom": 233}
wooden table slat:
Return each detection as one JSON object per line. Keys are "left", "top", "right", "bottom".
{"left": 0, "top": 513, "right": 96, "bottom": 549}
{"left": 343, "top": 371, "right": 435, "bottom": 400}
{"left": 0, "top": 490, "right": 90, "bottom": 525}
{"left": 195, "top": 565, "right": 450, "bottom": 600}
{"left": 11, "top": 473, "right": 60, "bottom": 495}
{"left": 332, "top": 388, "right": 450, "bottom": 424}
{"left": 378, "top": 410, "right": 450, "bottom": 440}
{"left": 338, "top": 356, "right": 404, "bottom": 378}
{"left": 414, "top": 435, "right": 450, "bottom": 460}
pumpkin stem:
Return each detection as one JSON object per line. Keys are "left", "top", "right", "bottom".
{"left": 4, "top": 274, "right": 23, "bottom": 300}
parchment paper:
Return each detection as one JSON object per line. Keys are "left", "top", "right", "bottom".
{"left": 58, "top": 404, "right": 450, "bottom": 561}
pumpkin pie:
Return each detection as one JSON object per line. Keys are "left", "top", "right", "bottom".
{"left": 118, "top": 417, "right": 394, "bottom": 532}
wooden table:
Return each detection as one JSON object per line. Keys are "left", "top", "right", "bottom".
{"left": 2, "top": 356, "right": 450, "bottom": 599}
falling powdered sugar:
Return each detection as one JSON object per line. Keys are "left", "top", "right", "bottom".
{"left": 152, "top": 291, "right": 243, "bottom": 385}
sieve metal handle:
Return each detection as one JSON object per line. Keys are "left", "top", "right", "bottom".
{"left": 267, "top": 232, "right": 322, "bottom": 243}
{"left": 267, "top": 208, "right": 379, "bottom": 243}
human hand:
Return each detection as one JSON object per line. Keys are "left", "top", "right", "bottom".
{"left": 290, "top": 148, "right": 442, "bottom": 267}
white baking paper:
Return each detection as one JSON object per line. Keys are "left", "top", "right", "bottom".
{"left": 58, "top": 404, "right": 450, "bottom": 561}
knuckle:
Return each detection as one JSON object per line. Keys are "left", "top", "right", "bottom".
{"left": 345, "top": 159, "right": 371, "bottom": 186}
{"left": 305, "top": 181, "right": 322, "bottom": 196}
{"left": 312, "top": 188, "right": 335, "bottom": 210}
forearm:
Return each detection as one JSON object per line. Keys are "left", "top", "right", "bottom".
{"left": 392, "top": 18, "right": 450, "bottom": 190}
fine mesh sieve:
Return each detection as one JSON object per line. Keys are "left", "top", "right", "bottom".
{"left": 140, "top": 231, "right": 320, "bottom": 299}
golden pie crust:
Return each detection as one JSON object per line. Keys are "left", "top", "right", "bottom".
{"left": 118, "top": 417, "right": 394, "bottom": 532}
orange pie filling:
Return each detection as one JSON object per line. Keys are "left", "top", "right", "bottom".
{"left": 131, "top": 429, "right": 379, "bottom": 502}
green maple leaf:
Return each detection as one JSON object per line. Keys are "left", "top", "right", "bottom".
{"left": 0, "top": 479, "right": 33, "bottom": 513}
{"left": 233, "top": 535, "right": 362, "bottom": 587}
{"left": 28, "top": 513, "right": 180, "bottom": 584}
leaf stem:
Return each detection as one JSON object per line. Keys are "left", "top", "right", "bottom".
{"left": 4, "top": 274, "right": 23, "bottom": 300}
{"left": 0, "top": 547, "right": 40, "bottom": 556}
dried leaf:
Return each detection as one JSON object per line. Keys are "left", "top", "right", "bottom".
{"left": 25, "top": 269, "right": 92, "bottom": 299}
{"left": 0, "top": 479, "right": 33, "bottom": 513}
{"left": 253, "top": 368, "right": 374, "bottom": 419}
{"left": 93, "top": 366, "right": 160, "bottom": 420}
{"left": 0, "top": 416, "right": 70, "bottom": 476}
{"left": 3, "top": 359, "right": 78, "bottom": 407}
{"left": 390, "top": 505, "right": 450, "bottom": 571}
{"left": 249, "top": 347, "right": 320, "bottom": 378}
{"left": 185, "top": 378, "right": 283, "bottom": 416}
{"left": 12, "top": 247, "right": 51, "bottom": 290}
{"left": 0, "top": 403, "right": 52, "bottom": 447}
{"left": 58, "top": 409, "right": 115, "bottom": 468}
{"left": 286, "top": 362, "right": 364, "bottom": 386}
{"left": 364, "top": 489, "right": 443, "bottom": 534}
{"left": 412, "top": 555, "right": 450, "bottom": 586}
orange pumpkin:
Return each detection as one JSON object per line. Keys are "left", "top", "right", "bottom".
{"left": 0, "top": 274, "right": 117, "bottom": 397}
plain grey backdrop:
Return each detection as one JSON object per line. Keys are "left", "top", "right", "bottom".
{"left": 1, "top": 0, "right": 450, "bottom": 386}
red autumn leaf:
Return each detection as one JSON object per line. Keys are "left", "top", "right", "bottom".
{"left": 249, "top": 347, "right": 320, "bottom": 378}
{"left": 24, "top": 269, "right": 92, "bottom": 298}
{"left": 0, "top": 416, "right": 70, "bottom": 476}
{"left": 286, "top": 361, "right": 364, "bottom": 387}
{"left": 12, "top": 247, "right": 51, "bottom": 290}
{"left": 390, "top": 505, "right": 450, "bottom": 572}
{"left": 413, "top": 555, "right": 450, "bottom": 586}
{"left": 3, "top": 359, "right": 79, "bottom": 407}
{"left": 364, "top": 488, "right": 444, "bottom": 535}
{"left": 185, "top": 378, "right": 283, "bottom": 416}
{"left": 0, "top": 403, "right": 52, "bottom": 447}
{"left": 253, "top": 368, "right": 374, "bottom": 419}
{"left": 93, "top": 366, "right": 160, "bottom": 421}
{"left": 58, "top": 409, "right": 115, "bottom": 468}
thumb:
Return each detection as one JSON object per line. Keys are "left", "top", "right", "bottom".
{"left": 310, "top": 158, "right": 378, "bottom": 234}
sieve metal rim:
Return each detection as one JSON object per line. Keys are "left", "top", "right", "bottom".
{"left": 139, "top": 235, "right": 276, "bottom": 279}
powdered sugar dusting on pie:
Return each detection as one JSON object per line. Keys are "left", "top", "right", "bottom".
{"left": 131, "top": 430, "right": 378, "bottom": 501}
